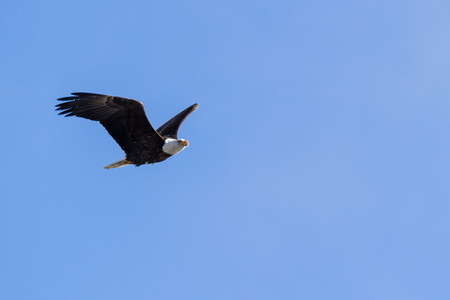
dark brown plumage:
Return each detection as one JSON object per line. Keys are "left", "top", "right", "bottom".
{"left": 56, "top": 92, "right": 198, "bottom": 168}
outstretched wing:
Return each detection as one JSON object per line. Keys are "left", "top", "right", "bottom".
{"left": 157, "top": 103, "right": 199, "bottom": 138}
{"left": 56, "top": 92, "right": 164, "bottom": 155}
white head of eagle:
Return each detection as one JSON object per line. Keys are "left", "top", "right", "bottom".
{"left": 162, "top": 138, "right": 189, "bottom": 155}
{"left": 56, "top": 92, "right": 198, "bottom": 169}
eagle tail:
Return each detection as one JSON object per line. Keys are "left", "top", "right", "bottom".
{"left": 104, "top": 157, "right": 132, "bottom": 169}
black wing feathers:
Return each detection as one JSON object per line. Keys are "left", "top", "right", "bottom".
{"left": 157, "top": 103, "right": 199, "bottom": 138}
{"left": 56, "top": 93, "right": 163, "bottom": 154}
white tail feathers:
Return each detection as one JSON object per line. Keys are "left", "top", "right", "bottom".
{"left": 104, "top": 157, "right": 132, "bottom": 169}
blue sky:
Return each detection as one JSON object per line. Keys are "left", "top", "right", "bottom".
{"left": 1, "top": 0, "right": 450, "bottom": 299}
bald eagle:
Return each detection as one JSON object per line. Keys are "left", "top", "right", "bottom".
{"left": 56, "top": 92, "right": 198, "bottom": 169}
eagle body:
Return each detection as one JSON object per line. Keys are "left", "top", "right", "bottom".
{"left": 56, "top": 93, "right": 198, "bottom": 168}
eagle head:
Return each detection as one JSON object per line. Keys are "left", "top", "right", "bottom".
{"left": 162, "top": 138, "right": 189, "bottom": 155}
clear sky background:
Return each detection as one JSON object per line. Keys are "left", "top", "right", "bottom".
{"left": 1, "top": 1, "right": 450, "bottom": 299}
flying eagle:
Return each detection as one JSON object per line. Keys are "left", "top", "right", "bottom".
{"left": 56, "top": 92, "right": 198, "bottom": 169}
